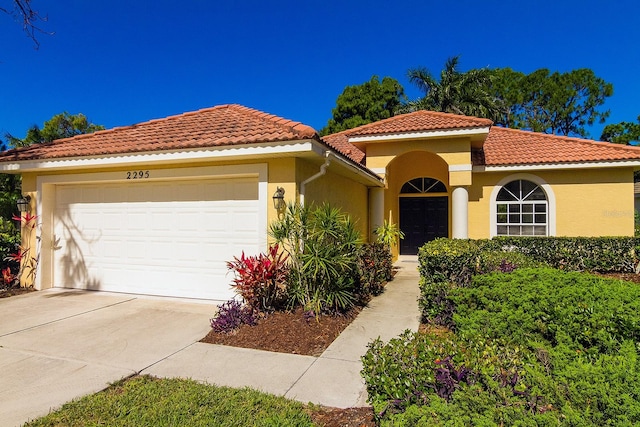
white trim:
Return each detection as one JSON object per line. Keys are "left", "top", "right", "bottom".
{"left": 34, "top": 163, "right": 269, "bottom": 291}
{"left": 0, "top": 140, "right": 324, "bottom": 173}
{"left": 369, "top": 167, "right": 386, "bottom": 174}
{"left": 489, "top": 173, "right": 556, "bottom": 238}
{"left": 348, "top": 127, "right": 490, "bottom": 143}
{"left": 448, "top": 164, "right": 472, "bottom": 172}
{"left": 474, "top": 160, "right": 640, "bottom": 173}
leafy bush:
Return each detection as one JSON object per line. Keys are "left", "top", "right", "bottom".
{"left": 226, "top": 244, "right": 288, "bottom": 312}
{"left": 418, "top": 280, "right": 456, "bottom": 328}
{"left": 362, "top": 331, "right": 532, "bottom": 420}
{"left": 210, "top": 299, "right": 257, "bottom": 334}
{"left": 485, "top": 236, "right": 637, "bottom": 273}
{"left": 270, "top": 203, "right": 361, "bottom": 315}
{"left": 364, "top": 268, "right": 640, "bottom": 425}
{"left": 356, "top": 242, "right": 392, "bottom": 302}
{"left": 452, "top": 268, "right": 640, "bottom": 355}
{"left": 418, "top": 238, "right": 480, "bottom": 286}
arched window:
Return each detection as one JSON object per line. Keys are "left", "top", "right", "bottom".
{"left": 400, "top": 177, "right": 447, "bottom": 194}
{"left": 496, "top": 179, "right": 547, "bottom": 236}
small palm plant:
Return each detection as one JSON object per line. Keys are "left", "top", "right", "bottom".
{"left": 374, "top": 220, "right": 405, "bottom": 250}
{"left": 270, "top": 203, "right": 361, "bottom": 315}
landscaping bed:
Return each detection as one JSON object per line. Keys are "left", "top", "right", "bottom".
{"left": 0, "top": 286, "right": 34, "bottom": 298}
{"left": 201, "top": 307, "right": 361, "bottom": 356}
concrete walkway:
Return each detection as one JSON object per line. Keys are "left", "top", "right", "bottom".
{"left": 1, "top": 258, "right": 420, "bottom": 426}
{"left": 145, "top": 256, "right": 421, "bottom": 408}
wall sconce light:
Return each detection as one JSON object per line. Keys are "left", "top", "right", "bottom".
{"left": 16, "top": 195, "right": 31, "bottom": 213}
{"left": 272, "top": 187, "right": 285, "bottom": 210}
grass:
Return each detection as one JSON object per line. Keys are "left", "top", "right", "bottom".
{"left": 25, "top": 375, "right": 314, "bottom": 427}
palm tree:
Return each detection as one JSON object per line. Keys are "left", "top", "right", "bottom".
{"left": 400, "top": 56, "right": 502, "bottom": 120}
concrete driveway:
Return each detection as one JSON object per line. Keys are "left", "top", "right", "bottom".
{"left": 0, "top": 289, "right": 214, "bottom": 426}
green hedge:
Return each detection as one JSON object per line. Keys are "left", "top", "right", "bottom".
{"left": 485, "top": 236, "right": 637, "bottom": 273}
{"left": 363, "top": 268, "right": 640, "bottom": 425}
{"left": 419, "top": 237, "right": 637, "bottom": 286}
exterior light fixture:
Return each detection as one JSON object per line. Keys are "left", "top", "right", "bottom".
{"left": 16, "top": 195, "right": 31, "bottom": 213}
{"left": 272, "top": 187, "right": 285, "bottom": 210}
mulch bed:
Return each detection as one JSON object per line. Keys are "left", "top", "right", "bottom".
{"left": 0, "top": 287, "right": 35, "bottom": 298}
{"left": 201, "top": 306, "right": 361, "bottom": 357}
{"left": 307, "top": 406, "right": 376, "bottom": 427}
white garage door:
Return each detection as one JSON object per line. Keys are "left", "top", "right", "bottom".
{"left": 53, "top": 178, "right": 261, "bottom": 300}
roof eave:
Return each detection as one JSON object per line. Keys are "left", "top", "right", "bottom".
{"left": 348, "top": 126, "right": 491, "bottom": 144}
{"left": 473, "top": 159, "right": 640, "bottom": 172}
{"left": 0, "top": 139, "right": 326, "bottom": 173}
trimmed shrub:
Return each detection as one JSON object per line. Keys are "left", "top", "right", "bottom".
{"left": 485, "top": 236, "right": 637, "bottom": 273}
{"left": 364, "top": 268, "right": 640, "bottom": 426}
{"left": 362, "top": 331, "right": 535, "bottom": 421}
{"left": 418, "top": 238, "right": 481, "bottom": 286}
{"left": 452, "top": 268, "right": 640, "bottom": 354}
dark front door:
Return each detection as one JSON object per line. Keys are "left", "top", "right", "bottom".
{"left": 400, "top": 197, "right": 448, "bottom": 255}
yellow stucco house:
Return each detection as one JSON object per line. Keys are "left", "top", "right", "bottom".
{"left": 1, "top": 104, "right": 639, "bottom": 300}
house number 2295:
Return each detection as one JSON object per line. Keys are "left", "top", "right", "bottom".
{"left": 126, "top": 170, "right": 150, "bottom": 179}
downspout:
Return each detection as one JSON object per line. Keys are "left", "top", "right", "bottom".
{"left": 300, "top": 151, "right": 333, "bottom": 206}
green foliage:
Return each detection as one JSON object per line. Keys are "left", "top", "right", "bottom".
{"left": 269, "top": 203, "right": 361, "bottom": 314}
{"left": 453, "top": 268, "right": 640, "bottom": 355}
{"left": 402, "top": 56, "right": 502, "bottom": 120}
{"left": 356, "top": 242, "right": 392, "bottom": 302}
{"left": 365, "top": 268, "right": 640, "bottom": 425}
{"left": 25, "top": 375, "right": 313, "bottom": 427}
{"left": 374, "top": 220, "right": 404, "bottom": 249}
{"left": 417, "top": 238, "right": 481, "bottom": 286}
{"left": 362, "top": 331, "right": 537, "bottom": 423}
{"left": 486, "top": 236, "right": 636, "bottom": 273}
{"left": 601, "top": 114, "right": 640, "bottom": 145}
{"left": 488, "top": 67, "right": 613, "bottom": 138}
{"left": 7, "top": 112, "right": 104, "bottom": 147}
{"left": 320, "top": 75, "right": 406, "bottom": 135}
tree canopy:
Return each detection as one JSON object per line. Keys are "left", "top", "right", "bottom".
{"left": 488, "top": 68, "right": 613, "bottom": 138}
{"left": 401, "top": 56, "right": 501, "bottom": 120}
{"left": 600, "top": 115, "right": 640, "bottom": 145}
{"left": 320, "top": 75, "right": 405, "bottom": 136}
{"left": 6, "top": 112, "right": 104, "bottom": 148}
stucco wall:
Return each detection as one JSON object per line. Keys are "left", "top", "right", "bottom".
{"left": 298, "top": 159, "right": 370, "bottom": 240}
{"left": 468, "top": 167, "right": 635, "bottom": 238}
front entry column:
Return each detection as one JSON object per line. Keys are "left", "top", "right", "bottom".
{"left": 451, "top": 186, "right": 469, "bottom": 239}
{"left": 369, "top": 187, "right": 385, "bottom": 242}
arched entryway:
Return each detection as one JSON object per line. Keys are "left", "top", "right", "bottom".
{"left": 399, "top": 177, "right": 449, "bottom": 255}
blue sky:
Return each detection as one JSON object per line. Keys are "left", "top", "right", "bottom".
{"left": 0, "top": 0, "right": 638, "bottom": 141}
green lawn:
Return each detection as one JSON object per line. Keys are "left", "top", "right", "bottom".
{"left": 25, "top": 375, "right": 313, "bottom": 427}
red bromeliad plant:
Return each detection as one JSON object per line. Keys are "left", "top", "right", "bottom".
{"left": 226, "top": 244, "right": 289, "bottom": 312}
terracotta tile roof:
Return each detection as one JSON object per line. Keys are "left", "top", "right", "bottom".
{"left": 345, "top": 110, "right": 492, "bottom": 137}
{"left": 480, "top": 126, "right": 640, "bottom": 166}
{"left": 321, "top": 130, "right": 366, "bottom": 164}
{"left": 0, "top": 104, "right": 318, "bottom": 162}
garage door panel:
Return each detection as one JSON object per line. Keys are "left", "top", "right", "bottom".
{"left": 53, "top": 178, "right": 261, "bottom": 300}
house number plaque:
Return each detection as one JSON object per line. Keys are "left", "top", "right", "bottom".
{"left": 126, "top": 170, "right": 150, "bottom": 180}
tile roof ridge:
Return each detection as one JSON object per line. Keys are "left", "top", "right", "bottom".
{"left": 490, "top": 125, "right": 640, "bottom": 152}
{"left": 225, "top": 104, "right": 318, "bottom": 138}
{"left": 409, "top": 109, "right": 494, "bottom": 124}
{"left": 329, "top": 110, "right": 494, "bottom": 138}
